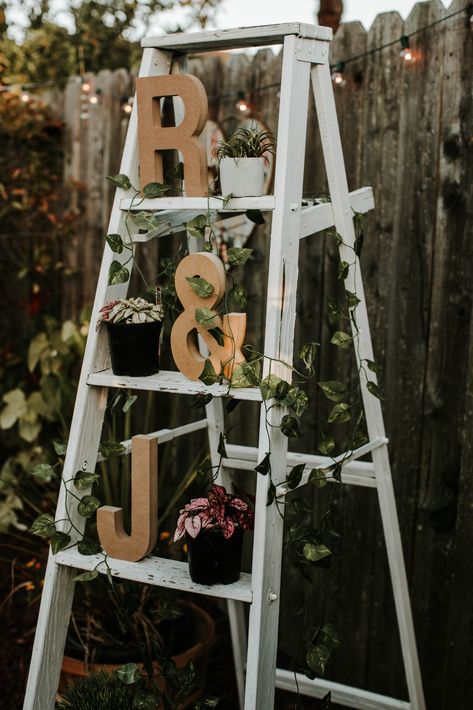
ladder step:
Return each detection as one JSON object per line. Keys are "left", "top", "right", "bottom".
{"left": 120, "top": 195, "right": 276, "bottom": 213}
{"left": 141, "top": 23, "right": 332, "bottom": 52}
{"left": 88, "top": 369, "right": 262, "bottom": 401}
{"left": 56, "top": 549, "right": 253, "bottom": 603}
{"left": 275, "top": 669, "right": 411, "bottom": 709}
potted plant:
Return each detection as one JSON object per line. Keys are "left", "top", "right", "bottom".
{"left": 174, "top": 484, "right": 254, "bottom": 585}
{"left": 99, "top": 296, "right": 164, "bottom": 376}
{"left": 60, "top": 579, "right": 216, "bottom": 709}
{"left": 215, "top": 127, "right": 275, "bottom": 197}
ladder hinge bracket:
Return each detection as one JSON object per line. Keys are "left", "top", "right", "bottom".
{"left": 295, "top": 38, "right": 329, "bottom": 65}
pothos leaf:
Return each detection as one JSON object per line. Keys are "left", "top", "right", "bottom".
{"left": 208, "top": 327, "right": 224, "bottom": 346}
{"left": 108, "top": 260, "right": 129, "bottom": 285}
{"left": 122, "top": 394, "right": 138, "bottom": 413}
{"left": 346, "top": 290, "right": 360, "bottom": 309}
{"left": 74, "top": 470, "right": 100, "bottom": 490}
{"left": 186, "top": 214, "right": 207, "bottom": 239}
{"left": 330, "top": 331, "right": 352, "bottom": 349}
{"left": 309, "top": 468, "right": 327, "bottom": 487}
{"left": 281, "top": 387, "right": 309, "bottom": 418}
{"left": 303, "top": 543, "right": 332, "bottom": 563}
{"left": 280, "top": 415, "right": 301, "bottom": 438}
{"left": 327, "top": 403, "right": 351, "bottom": 424}
{"left": 78, "top": 538, "right": 102, "bottom": 555}
{"left": 217, "top": 433, "right": 227, "bottom": 458}
{"left": 366, "top": 359, "right": 381, "bottom": 373}
{"left": 331, "top": 462, "right": 343, "bottom": 482}
{"left": 367, "top": 380, "right": 384, "bottom": 399}
{"left": 100, "top": 440, "right": 126, "bottom": 458}
{"left": 319, "top": 432, "right": 335, "bottom": 455}
{"left": 73, "top": 570, "right": 99, "bottom": 582}
{"left": 77, "top": 495, "right": 101, "bottom": 518}
{"left": 299, "top": 342, "right": 318, "bottom": 373}
{"left": 190, "top": 393, "right": 213, "bottom": 410}
{"left": 255, "top": 452, "right": 271, "bottom": 475}
{"left": 196, "top": 457, "right": 212, "bottom": 481}
{"left": 142, "top": 181, "right": 170, "bottom": 198}
{"left": 260, "top": 374, "right": 282, "bottom": 401}
{"left": 30, "top": 513, "right": 56, "bottom": 538}
{"left": 31, "top": 463, "right": 55, "bottom": 482}
{"left": 306, "top": 642, "right": 331, "bottom": 675}
{"left": 226, "top": 247, "right": 253, "bottom": 267}
{"left": 186, "top": 276, "right": 214, "bottom": 298}
{"left": 228, "top": 283, "right": 247, "bottom": 309}
{"left": 195, "top": 307, "right": 219, "bottom": 328}
{"left": 133, "top": 211, "right": 159, "bottom": 231}
{"left": 338, "top": 261, "right": 349, "bottom": 280}
{"left": 105, "top": 233, "right": 124, "bottom": 254}
{"left": 50, "top": 531, "right": 71, "bottom": 554}
{"left": 107, "top": 173, "right": 131, "bottom": 190}
{"left": 53, "top": 440, "right": 67, "bottom": 456}
{"left": 199, "top": 359, "right": 218, "bottom": 385}
{"left": 317, "top": 380, "right": 348, "bottom": 402}
{"left": 355, "top": 228, "right": 364, "bottom": 257}
{"left": 288, "top": 463, "right": 305, "bottom": 489}
{"left": 267, "top": 482, "right": 277, "bottom": 506}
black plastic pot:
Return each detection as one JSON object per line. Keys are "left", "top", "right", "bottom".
{"left": 187, "top": 528, "right": 244, "bottom": 585}
{"left": 105, "top": 320, "right": 161, "bottom": 376}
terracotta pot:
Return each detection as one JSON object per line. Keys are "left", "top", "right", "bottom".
{"left": 58, "top": 602, "right": 215, "bottom": 708}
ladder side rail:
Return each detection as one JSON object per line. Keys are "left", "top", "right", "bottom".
{"left": 244, "top": 35, "right": 312, "bottom": 710}
{"left": 310, "top": 61, "right": 425, "bottom": 710}
{"left": 23, "top": 47, "right": 174, "bottom": 710}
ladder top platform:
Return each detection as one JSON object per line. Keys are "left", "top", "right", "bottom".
{"left": 141, "top": 22, "right": 333, "bottom": 52}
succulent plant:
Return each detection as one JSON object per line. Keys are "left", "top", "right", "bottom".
{"left": 100, "top": 297, "right": 164, "bottom": 324}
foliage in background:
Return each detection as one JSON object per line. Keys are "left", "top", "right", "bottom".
{"left": 0, "top": 0, "right": 222, "bottom": 85}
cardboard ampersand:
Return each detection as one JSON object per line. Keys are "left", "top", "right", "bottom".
{"left": 136, "top": 74, "right": 208, "bottom": 197}
{"left": 97, "top": 435, "right": 157, "bottom": 562}
{"left": 171, "top": 252, "right": 246, "bottom": 381}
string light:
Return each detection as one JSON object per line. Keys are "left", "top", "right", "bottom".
{"left": 81, "top": 80, "right": 91, "bottom": 93}
{"left": 399, "top": 36, "right": 413, "bottom": 63}
{"left": 235, "top": 91, "right": 251, "bottom": 115}
{"left": 121, "top": 95, "right": 134, "bottom": 115}
{"left": 331, "top": 61, "right": 346, "bottom": 86}
{"left": 89, "top": 94, "right": 98, "bottom": 105}
{"left": 20, "top": 91, "right": 30, "bottom": 103}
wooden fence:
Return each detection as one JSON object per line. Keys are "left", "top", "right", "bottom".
{"left": 28, "top": 1, "right": 473, "bottom": 707}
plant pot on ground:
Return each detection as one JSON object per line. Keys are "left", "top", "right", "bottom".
{"left": 215, "top": 127, "right": 275, "bottom": 197}
{"left": 100, "top": 297, "right": 164, "bottom": 376}
{"left": 60, "top": 589, "right": 215, "bottom": 709}
{"left": 174, "top": 484, "right": 254, "bottom": 585}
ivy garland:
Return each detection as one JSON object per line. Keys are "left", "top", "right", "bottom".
{"left": 29, "top": 166, "right": 382, "bottom": 682}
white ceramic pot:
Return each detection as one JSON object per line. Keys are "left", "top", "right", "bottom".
{"left": 219, "top": 157, "right": 265, "bottom": 197}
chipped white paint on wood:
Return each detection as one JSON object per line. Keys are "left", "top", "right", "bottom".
{"left": 142, "top": 22, "right": 332, "bottom": 51}
{"left": 299, "top": 186, "right": 374, "bottom": 239}
{"left": 56, "top": 550, "right": 252, "bottom": 602}
{"left": 275, "top": 670, "right": 411, "bottom": 710}
{"left": 87, "top": 369, "right": 262, "bottom": 400}
{"left": 95, "top": 419, "right": 208, "bottom": 462}
{"left": 120, "top": 195, "right": 276, "bottom": 212}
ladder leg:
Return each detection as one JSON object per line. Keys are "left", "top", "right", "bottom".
{"left": 244, "top": 36, "right": 312, "bottom": 710}
{"left": 310, "top": 60, "right": 425, "bottom": 710}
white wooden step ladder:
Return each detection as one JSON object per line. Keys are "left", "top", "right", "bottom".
{"left": 23, "top": 23, "right": 425, "bottom": 710}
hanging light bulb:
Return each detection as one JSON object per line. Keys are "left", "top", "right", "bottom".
{"left": 81, "top": 79, "right": 91, "bottom": 93}
{"left": 331, "top": 62, "right": 346, "bottom": 86}
{"left": 20, "top": 91, "right": 30, "bottom": 103}
{"left": 89, "top": 94, "right": 98, "bottom": 105}
{"left": 235, "top": 91, "right": 251, "bottom": 115}
{"left": 400, "top": 36, "right": 413, "bottom": 62}
{"left": 122, "top": 96, "right": 134, "bottom": 115}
